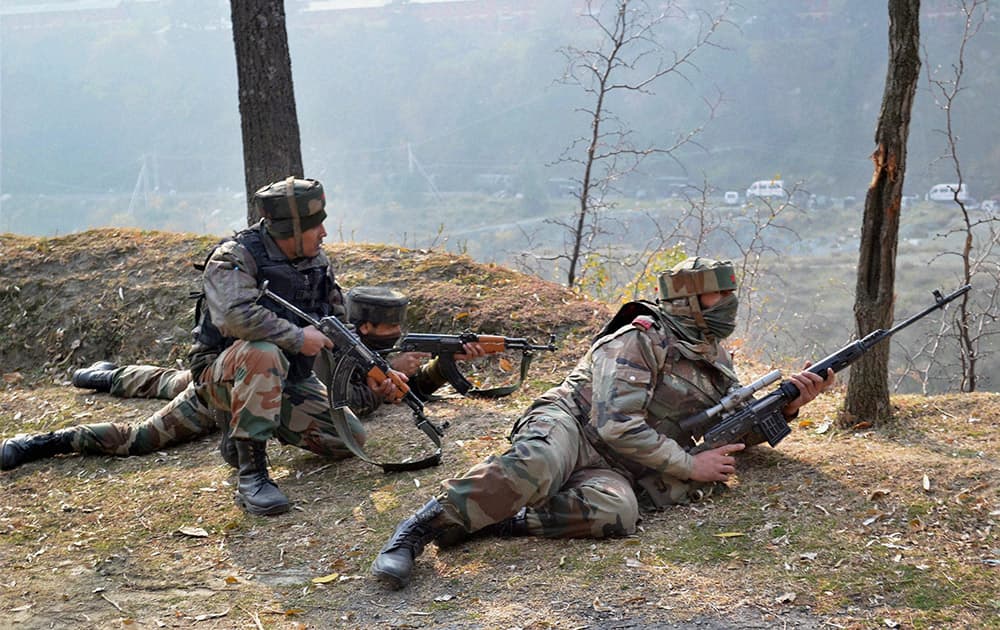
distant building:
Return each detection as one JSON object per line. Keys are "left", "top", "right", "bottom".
{"left": 0, "top": 0, "right": 159, "bottom": 30}
{"left": 294, "top": 0, "right": 582, "bottom": 31}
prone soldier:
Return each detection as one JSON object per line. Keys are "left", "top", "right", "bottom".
{"left": 370, "top": 256, "right": 834, "bottom": 589}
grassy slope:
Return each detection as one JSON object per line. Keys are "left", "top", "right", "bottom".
{"left": 0, "top": 230, "right": 997, "bottom": 629}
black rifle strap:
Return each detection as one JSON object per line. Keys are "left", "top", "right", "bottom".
{"left": 314, "top": 348, "right": 442, "bottom": 472}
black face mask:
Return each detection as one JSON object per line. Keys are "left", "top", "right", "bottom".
{"left": 362, "top": 332, "right": 400, "bottom": 351}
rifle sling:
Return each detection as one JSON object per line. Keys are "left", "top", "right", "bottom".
{"left": 314, "top": 348, "right": 442, "bottom": 472}
{"left": 462, "top": 350, "right": 536, "bottom": 399}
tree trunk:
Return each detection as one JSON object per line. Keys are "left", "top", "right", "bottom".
{"left": 230, "top": 0, "right": 303, "bottom": 225}
{"left": 843, "top": 0, "right": 920, "bottom": 426}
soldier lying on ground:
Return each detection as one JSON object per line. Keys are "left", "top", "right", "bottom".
{"left": 370, "top": 256, "right": 834, "bottom": 589}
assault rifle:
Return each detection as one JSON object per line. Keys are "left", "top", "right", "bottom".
{"left": 256, "top": 281, "right": 446, "bottom": 471}
{"left": 681, "top": 285, "right": 972, "bottom": 455}
{"left": 386, "top": 332, "right": 558, "bottom": 397}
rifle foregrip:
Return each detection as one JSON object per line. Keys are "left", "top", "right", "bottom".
{"left": 476, "top": 335, "right": 507, "bottom": 354}
{"left": 366, "top": 366, "right": 412, "bottom": 403}
{"left": 808, "top": 342, "right": 867, "bottom": 378}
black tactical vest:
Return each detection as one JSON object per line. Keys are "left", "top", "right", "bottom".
{"left": 193, "top": 228, "right": 332, "bottom": 381}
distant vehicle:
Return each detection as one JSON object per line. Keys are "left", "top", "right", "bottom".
{"left": 745, "top": 179, "right": 787, "bottom": 199}
{"left": 926, "top": 183, "right": 971, "bottom": 203}
{"left": 724, "top": 191, "right": 740, "bottom": 205}
{"left": 981, "top": 198, "right": 999, "bottom": 214}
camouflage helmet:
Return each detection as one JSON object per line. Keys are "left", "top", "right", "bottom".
{"left": 346, "top": 286, "right": 408, "bottom": 326}
{"left": 658, "top": 257, "right": 737, "bottom": 300}
{"left": 254, "top": 177, "right": 327, "bottom": 239}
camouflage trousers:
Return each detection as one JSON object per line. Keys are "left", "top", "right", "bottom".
{"left": 437, "top": 404, "right": 639, "bottom": 540}
{"left": 110, "top": 365, "right": 192, "bottom": 400}
{"left": 198, "top": 340, "right": 364, "bottom": 460}
{"left": 68, "top": 381, "right": 217, "bottom": 456}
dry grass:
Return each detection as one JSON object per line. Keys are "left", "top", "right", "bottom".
{"left": 1, "top": 230, "right": 997, "bottom": 629}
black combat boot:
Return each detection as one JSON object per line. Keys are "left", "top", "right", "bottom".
{"left": 1, "top": 430, "right": 76, "bottom": 471}
{"left": 213, "top": 410, "right": 237, "bottom": 469}
{"left": 233, "top": 439, "right": 289, "bottom": 516}
{"left": 371, "top": 498, "right": 452, "bottom": 589}
{"left": 71, "top": 361, "right": 119, "bottom": 393}
{"left": 435, "top": 506, "right": 529, "bottom": 549}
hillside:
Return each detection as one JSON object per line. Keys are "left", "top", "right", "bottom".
{"left": 0, "top": 229, "right": 604, "bottom": 376}
{"left": 0, "top": 230, "right": 997, "bottom": 629}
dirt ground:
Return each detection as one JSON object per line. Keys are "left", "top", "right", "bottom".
{"left": 1, "top": 230, "right": 997, "bottom": 629}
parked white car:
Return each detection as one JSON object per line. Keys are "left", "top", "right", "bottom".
{"left": 724, "top": 191, "right": 740, "bottom": 205}
{"left": 926, "top": 183, "right": 971, "bottom": 203}
{"left": 745, "top": 179, "right": 787, "bottom": 199}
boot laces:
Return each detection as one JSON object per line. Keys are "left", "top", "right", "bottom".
{"left": 393, "top": 519, "right": 436, "bottom": 555}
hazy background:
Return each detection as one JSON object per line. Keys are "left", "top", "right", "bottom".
{"left": 2, "top": 0, "right": 997, "bottom": 237}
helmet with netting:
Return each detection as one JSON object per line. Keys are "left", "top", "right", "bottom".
{"left": 658, "top": 257, "right": 737, "bottom": 300}
{"left": 254, "top": 177, "right": 327, "bottom": 238}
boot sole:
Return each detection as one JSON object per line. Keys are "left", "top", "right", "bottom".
{"left": 370, "top": 563, "right": 407, "bottom": 590}
{"left": 235, "top": 494, "right": 290, "bottom": 516}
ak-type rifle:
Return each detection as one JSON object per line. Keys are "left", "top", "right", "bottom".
{"left": 388, "top": 332, "right": 557, "bottom": 397}
{"left": 256, "top": 281, "right": 446, "bottom": 472}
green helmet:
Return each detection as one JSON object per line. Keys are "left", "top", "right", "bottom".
{"left": 346, "top": 286, "right": 408, "bottom": 326}
{"left": 658, "top": 257, "right": 737, "bottom": 300}
{"left": 254, "top": 177, "right": 327, "bottom": 239}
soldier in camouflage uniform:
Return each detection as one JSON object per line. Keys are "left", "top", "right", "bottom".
{"left": 0, "top": 180, "right": 375, "bottom": 510}
{"left": 371, "top": 256, "right": 834, "bottom": 589}
{"left": 73, "top": 361, "right": 194, "bottom": 400}
{"left": 2, "top": 293, "right": 479, "bottom": 477}
{"left": 337, "top": 286, "right": 485, "bottom": 416}
{"left": 64, "top": 286, "right": 473, "bottom": 416}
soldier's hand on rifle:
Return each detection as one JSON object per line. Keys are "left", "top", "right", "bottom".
{"left": 390, "top": 352, "right": 431, "bottom": 377}
{"left": 368, "top": 368, "right": 408, "bottom": 402}
{"left": 453, "top": 342, "right": 487, "bottom": 361}
{"left": 301, "top": 325, "right": 335, "bottom": 357}
{"left": 782, "top": 362, "right": 835, "bottom": 418}
{"left": 689, "top": 443, "right": 745, "bottom": 482}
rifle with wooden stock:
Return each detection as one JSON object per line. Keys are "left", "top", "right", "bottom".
{"left": 257, "top": 281, "right": 446, "bottom": 472}
{"left": 386, "top": 331, "right": 558, "bottom": 397}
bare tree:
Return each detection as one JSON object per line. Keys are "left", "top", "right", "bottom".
{"left": 922, "top": 0, "right": 998, "bottom": 392}
{"left": 545, "top": 0, "right": 732, "bottom": 288}
{"left": 843, "top": 0, "right": 921, "bottom": 426}
{"left": 230, "top": 0, "right": 304, "bottom": 225}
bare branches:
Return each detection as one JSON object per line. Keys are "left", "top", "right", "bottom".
{"left": 921, "top": 0, "right": 996, "bottom": 392}
{"left": 544, "top": 0, "right": 734, "bottom": 288}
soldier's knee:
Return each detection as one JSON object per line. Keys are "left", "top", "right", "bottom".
{"left": 239, "top": 341, "right": 289, "bottom": 374}
{"left": 244, "top": 340, "right": 284, "bottom": 360}
{"left": 597, "top": 497, "right": 639, "bottom": 537}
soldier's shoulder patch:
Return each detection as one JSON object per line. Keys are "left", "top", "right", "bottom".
{"left": 631, "top": 315, "right": 657, "bottom": 330}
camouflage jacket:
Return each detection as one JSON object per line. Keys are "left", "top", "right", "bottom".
{"left": 187, "top": 222, "right": 346, "bottom": 378}
{"left": 199, "top": 223, "right": 345, "bottom": 355}
{"left": 525, "top": 307, "right": 738, "bottom": 481}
